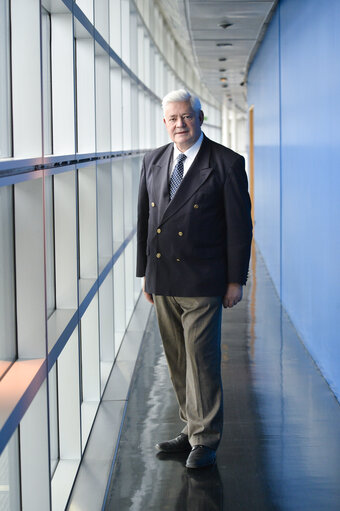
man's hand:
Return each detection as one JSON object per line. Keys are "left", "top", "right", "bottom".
{"left": 223, "top": 283, "right": 242, "bottom": 308}
{"left": 143, "top": 277, "right": 154, "bottom": 304}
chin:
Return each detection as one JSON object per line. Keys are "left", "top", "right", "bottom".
{"left": 175, "top": 134, "right": 190, "bottom": 142}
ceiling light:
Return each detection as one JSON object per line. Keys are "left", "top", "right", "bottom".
{"left": 220, "top": 77, "right": 227, "bottom": 82}
{"left": 222, "top": 84, "right": 228, "bottom": 88}
{"left": 218, "top": 57, "right": 227, "bottom": 62}
{"left": 219, "top": 68, "right": 226, "bottom": 72}
{"left": 216, "top": 42, "right": 232, "bottom": 47}
{"left": 219, "top": 22, "right": 233, "bottom": 30}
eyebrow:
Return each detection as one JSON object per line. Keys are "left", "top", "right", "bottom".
{"left": 168, "top": 112, "right": 193, "bottom": 118}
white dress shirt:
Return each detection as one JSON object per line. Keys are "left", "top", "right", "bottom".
{"left": 171, "top": 132, "right": 204, "bottom": 178}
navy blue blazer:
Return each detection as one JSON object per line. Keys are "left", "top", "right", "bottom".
{"left": 136, "top": 134, "right": 252, "bottom": 296}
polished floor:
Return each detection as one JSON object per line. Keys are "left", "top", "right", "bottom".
{"left": 104, "top": 251, "right": 340, "bottom": 510}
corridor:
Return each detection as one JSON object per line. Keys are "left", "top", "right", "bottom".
{"left": 1, "top": 1, "right": 340, "bottom": 509}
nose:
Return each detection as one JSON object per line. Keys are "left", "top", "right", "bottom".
{"left": 176, "top": 116, "right": 186, "bottom": 128}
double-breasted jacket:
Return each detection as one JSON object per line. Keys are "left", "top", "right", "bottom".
{"left": 136, "top": 135, "right": 252, "bottom": 296}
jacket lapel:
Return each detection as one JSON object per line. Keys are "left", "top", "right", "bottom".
{"left": 161, "top": 136, "right": 213, "bottom": 224}
{"left": 150, "top": 144, "right": 173, "bottom": 224}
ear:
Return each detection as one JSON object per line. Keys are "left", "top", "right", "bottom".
{"left": 199, "top": 110, "right": 204, "bottom": 125}
{"left": 163, "top": 117, "right": 167, "bottom": 126}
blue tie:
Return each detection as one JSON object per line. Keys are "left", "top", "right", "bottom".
{"left": 169, "top": 153, "right": 186, "bottom": 200}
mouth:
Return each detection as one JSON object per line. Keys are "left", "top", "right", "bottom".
{"left": 175, "top": 131, "right": 189, "bottom": 135}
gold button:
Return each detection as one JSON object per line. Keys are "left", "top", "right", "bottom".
{"left": 176, "top": 258, "right": 181, "bottom": 262}
{"left": 151, "top": 202, "right": 155, "bottom": 207}
{"left": 156, "top": 253, "right": 161, "bottom": 258}
{"left": 157, "top": 228, "right": 161, "bottom": 234}
{"left": 194, "top": 204, "right": 199, "bottom": 209}
{"left": 178, "top": 231, "right": 183, "bottom": 236}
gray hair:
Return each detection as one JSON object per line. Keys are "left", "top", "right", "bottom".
{"left": 162, "top": 89, "right": 201, "bottom": 115}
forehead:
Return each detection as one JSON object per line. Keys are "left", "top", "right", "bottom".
{"left": 164, "top": 100, "right": 195, "bottom": 117}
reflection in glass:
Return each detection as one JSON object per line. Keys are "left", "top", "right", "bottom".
{"left": 0, "top": 186, "right": 16, "bottom": 378}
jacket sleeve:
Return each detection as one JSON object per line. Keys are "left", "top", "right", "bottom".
{"left": 136, "top": 157, "right": 149, "bottom": 277}
{"left": 224, "top": 155, "right": 253, "bottom": 285}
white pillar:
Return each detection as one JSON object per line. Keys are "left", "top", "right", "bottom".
{"left": 221, "top": 99, "right": 229, "bottom": 148}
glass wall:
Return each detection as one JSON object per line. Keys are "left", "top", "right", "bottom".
{"left": 0, "top": 0, "right": 222, "bottom": 509}
{"left": 0, "top": 186, "right": 16, "bottom": 378}
{"left": 41, "top": 7, "right": 53, "bottom": 155}
{"left": 0, "top": 0, "right": 12, "bottom": 158}
{"left": 0, "top": 431, "right": 21, "bottom": 509}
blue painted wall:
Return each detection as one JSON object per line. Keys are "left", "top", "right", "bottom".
{"left": 248, "top": 12, "right": 281, "bottom": 292}
{"left": 248, "top": 0, "right": 340, "bottom": 400}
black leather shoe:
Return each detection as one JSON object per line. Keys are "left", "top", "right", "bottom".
{"left": 156, "top": 433, "right": 191, "bottom": 453}
{"left": 185, "top": 445, "right": 216, "bottom": 469}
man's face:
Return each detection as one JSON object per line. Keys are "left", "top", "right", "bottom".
{"left": 163, "top": 100, "right": 203, "bottom": 152}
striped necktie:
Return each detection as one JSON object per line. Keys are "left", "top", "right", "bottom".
{"left": 169, "top": 153, "right": 186, "bottom": 200}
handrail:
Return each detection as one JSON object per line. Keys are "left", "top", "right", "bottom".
{"left": 0, "top": 149, "right": 148, "bottom": 185}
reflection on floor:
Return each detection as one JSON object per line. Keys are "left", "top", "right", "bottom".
{"left": 104, "top": 251, "right": 340, "bottom": 510}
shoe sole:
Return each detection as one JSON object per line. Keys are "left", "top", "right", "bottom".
{"left": 185, "top": 457, "right": 216, "bottom": 469}
{"left": 156, "top": 444, "right": 191, "bottom": 453}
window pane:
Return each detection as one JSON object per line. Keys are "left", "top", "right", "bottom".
{"left": 0, "top": 430, "right": 21, "bottom": 510}
{"left": 45, "top": 176, "right": 56, "bottom": 318}
{"left": 49, "top": 363, "right": 59, "bottom": 476}
{"left": 0, "top": 0, "right": 12, "bottom": 158}
{"left": 41, "top": 7, "right": 53, "bottom": 155}
{"left": 0, "top": 186, "right": 16, "bottom": 378}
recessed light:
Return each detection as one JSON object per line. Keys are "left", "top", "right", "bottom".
{"left": 218, "top": 57, "right": 227, "bottom": 62}
{"left": 219, "top": 22, "right": 233, "bottom": 30}
{"left": 216, "top": 42, "right": 232, "bottom": 47}
{"left": 222, "top": 84, "right": 228, "bottom": 88}
{"left": 220, "top": 77, "right": 227, "bottom": 82}
{"left": 219, "top": 68, "right": 226, "bottom": 72}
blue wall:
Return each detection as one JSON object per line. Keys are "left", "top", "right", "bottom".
{"left": 248, "top": 0, "right": 340, "bottom": 400}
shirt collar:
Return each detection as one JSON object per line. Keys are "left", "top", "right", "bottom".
{"left": 173, "top": 131, "right": 204, "bottom": 162}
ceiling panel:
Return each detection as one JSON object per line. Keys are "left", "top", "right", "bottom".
{"left": 190, "top": 0, "right": 273, "bottom": 2}
{"left": 156, "top": 0, "right": 277, "bottom": 109}
{"left": 189, "top": 2, "right": 274, "bottom": 18}
{"left": 187, "top": 0, "right": 277, "bottom": 108}
{"left": 191, "top": 25, "right": 264, "bottom": 40}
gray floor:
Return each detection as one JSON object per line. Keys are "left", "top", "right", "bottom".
{"left": 104, "top": 251, "right": 340, "bottom": 510}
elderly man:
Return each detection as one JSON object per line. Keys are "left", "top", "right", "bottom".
{"left": 136, "top": 89, "right": 252, "bottom": 468}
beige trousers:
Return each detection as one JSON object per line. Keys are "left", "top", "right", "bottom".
{"left": 153, "top": 295, "right": 223, "bottom": 450}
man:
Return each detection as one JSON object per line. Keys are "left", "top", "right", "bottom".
{"left": 136, "top": 89, "right": 252, "bottom": 469}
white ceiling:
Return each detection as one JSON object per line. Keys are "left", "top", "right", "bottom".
{"left": 157, "top": 0, "right": 278, "bottom": 110}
